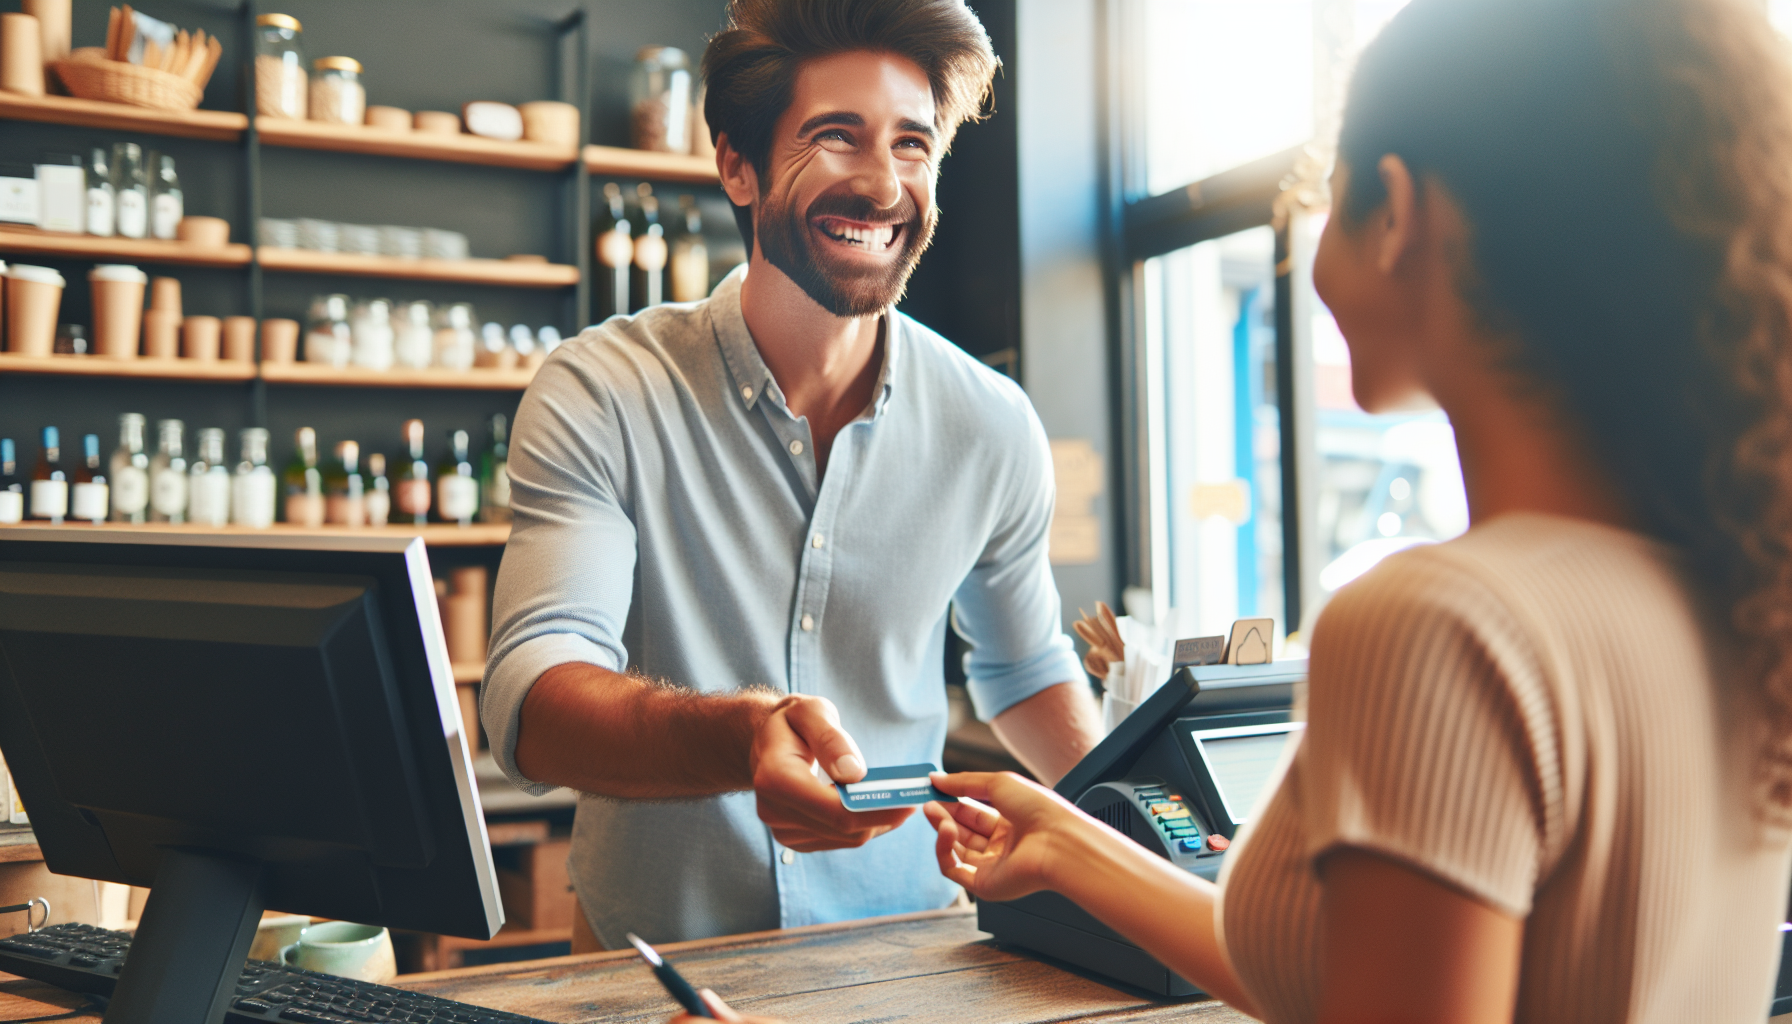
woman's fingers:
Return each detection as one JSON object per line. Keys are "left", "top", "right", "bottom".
{"left": 928, "top": 770, "right": 1007, "bottom": 801}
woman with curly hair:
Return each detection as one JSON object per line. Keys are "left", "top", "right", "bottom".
{"left": 912, "top": 0, "right": 1792, "bottom": 1021}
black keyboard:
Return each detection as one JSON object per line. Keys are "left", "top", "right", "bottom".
{"left": 0, "top": 922, "right": 552, "bottom": 1023}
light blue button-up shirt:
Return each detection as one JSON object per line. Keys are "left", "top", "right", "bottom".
{"left": 483, "top": 266, "right": 1083, "bottom": 946}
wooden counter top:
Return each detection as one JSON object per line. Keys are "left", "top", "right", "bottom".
{"left": 0, "top": 908, "right": 1251, "bottom": 1023}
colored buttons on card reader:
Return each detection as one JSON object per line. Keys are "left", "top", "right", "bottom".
{"left": 1166, "top": 826, "right": 1199, "bottom": 840}
{"left": 1147, "top": 802, "right": 1182, "bottom": 815}
{"left": 1206, "top": 834, "right": 1230, "bottom": 852}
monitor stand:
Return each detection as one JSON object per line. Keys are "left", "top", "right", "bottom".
{"left": 105, "top": 848, "right": 265, "bottom": 1024}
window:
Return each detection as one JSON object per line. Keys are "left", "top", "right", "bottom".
{"left": 1118, "top": 0, "right": 1463, "bottom": 642}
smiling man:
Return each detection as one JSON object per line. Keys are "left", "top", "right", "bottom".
{"left": 482, "top": 0, "right": 1101, "bottom": 950}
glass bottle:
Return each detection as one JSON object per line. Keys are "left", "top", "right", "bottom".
{"left": 629, "top": 45, "right": 692, "bottom": 154}
{"left": 188, "top": 428, "right": 231, "bottom": 527}
{"left": 436, "top": 429, "right": 478, "bottom": 527}
{"left": 396, "top": 419, "right": 431, "bottom": 525}
{"left": 149, "top": 155, "right": 182, "bottom": 241}
{"left": 325, "top": 439, "right": 365, "bottom": 527}
{"left": 232, "top": 428, "right": 276, "bottom": 529}
{"left": 631, "top": 183, "right": 666, "bottom": 311}
{"left": 433, "top": 302, "right": 476, "bottom": 371}
{"left": 350, "top": 297, "right": 394, "bottom": 371}
{"left": 393, "top": 299, "right": 434, "bottom": 370}
{"left": 253, "top": 13, "right": 307, "bottom": 119}
{"left": 85, "top": 146, "right": 114, "bottom": 237}
{"left": 594, "top": 182, "right": 632, "bottom": 321}
{"left": 365, "top": 452, "right": 391, "bottom": 528}
{"left": 149, "top": 419, "right": 188, "bottom": 524}
{"left": 108, "top": 413, "right": 150, "bottom": 524}
{"left": 479, "top": 413, "right": 511, "bottom": 524}
{"left": 29, "top": 427, "right": 67, "bottom": 524}
{"left": 670, "top": 194, "right": 709, "bottom": 303}
{"left": 112, "top": 143, "right": 147, "bottom": 240}
{"left": 0, "top": 439, "right": 21, "bottom": 524}
{"left": 284, "top": 427, "right": 324, "bottom": 527}
{"left": 305, "top": 293, "right": 352, "bottom": 367}
{"left": 71, "top": 434, "right": 108, "bottom": 525}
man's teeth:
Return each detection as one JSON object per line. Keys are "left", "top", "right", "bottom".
{"left": 822, "top": 222, "right": 896, "bottom": 249}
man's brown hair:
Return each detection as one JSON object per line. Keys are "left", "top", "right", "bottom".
{"left": 701, "top": 0, "right": 999, "bottom": 248}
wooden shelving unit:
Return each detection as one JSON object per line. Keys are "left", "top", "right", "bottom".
{"left": 261, "top": 363, "right": 538, "bottom": 390}
{"left": 0, "top": 227, "right": 252, "bottom": 268}
{"left": 584, "top": 144, "right": 718, "bottom": 183}
{"left": 258, "top": 248, "right": 579, "bottom": 288}
{"left": 0, "top": 92, "right": 246, "bottom": 141}
{"left": 0, "top": 522, "right": 511, "bottom": 546}
{"left": 257, "top": 118, "right": 578, "bottom": 172}
{"left": 0, "top": 354, "right": 256, "bottom": 381}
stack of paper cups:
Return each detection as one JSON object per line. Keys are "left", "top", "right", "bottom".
{"left": 89, "top": 264, "right": 147, "bottom": 358}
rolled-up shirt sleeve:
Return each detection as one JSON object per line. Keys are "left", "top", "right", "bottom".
{"left": 482, "top": 348, "right": 637, "bottom": 794}
{"left": 952, "top": 406, "right": 1086, "bottom": 720}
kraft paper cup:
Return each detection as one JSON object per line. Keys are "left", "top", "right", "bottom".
{"left": 262, "top": 318, "right": 299, "bottom": 364}
{"left": 365, "top": 105, "right": 411, "bottom": 131}
{"left": 182, "top": 315, "right": 221, "bottom": 361}
{"left": 89, "top": 264, "right": 147, "bottom": 359}
{"left": 0, "top": 14, "right": 44, "bottom": 98}
{"left": 519, "top": 100, "right": 579, "bottom": 145}
{"left": 5, "top": 264, "right": 64, "bottom": 356}
{"left": 222, "top": 316, "right": 256, "bottom": 362}
{"left": 176, "top": 216, "right": 230, "bottom": 248}
{"left": 143, "top": 308, "right": 180, "bottom": 359}
{"left": 149, "top": 276, "right": 182, "bottom": 317}
{"left": 413, "top": 110, "right": 460, "bottom": 135}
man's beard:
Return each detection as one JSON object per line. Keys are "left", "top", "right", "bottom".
{"left": 755, "top": 186, "right": 937, "bottom": 318}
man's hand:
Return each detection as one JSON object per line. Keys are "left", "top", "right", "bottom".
{"left": 750, "top": 694, "right": 913, "bottom": 852}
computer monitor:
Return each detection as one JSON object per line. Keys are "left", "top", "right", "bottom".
{"left": 0, "top": 527, "right": 502, "bottom": 1024}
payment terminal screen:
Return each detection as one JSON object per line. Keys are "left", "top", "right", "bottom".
{"left": 1192, "top": 725, "right": 1296, "bottom": 824}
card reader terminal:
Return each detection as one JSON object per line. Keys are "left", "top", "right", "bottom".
{"left": 977, "top": 659, "right": 1306, "bottom": 997}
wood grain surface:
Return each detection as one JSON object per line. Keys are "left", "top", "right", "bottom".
{"left": 0, "top": 908, "right": 1255, "bottom": 1024}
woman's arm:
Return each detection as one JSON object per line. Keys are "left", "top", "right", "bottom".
{"left": 926, "top": 772, "right": 1261, "bottom": 1017}
{"left": 1317, "top": 849, "right": 1522, "bottom": 1024}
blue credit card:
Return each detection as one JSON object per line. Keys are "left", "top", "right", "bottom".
{"left": 835, "top": 763, "right": 957, "bottom": 812}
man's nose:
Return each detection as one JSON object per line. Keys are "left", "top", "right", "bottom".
{"left": 847, "top": 145, "right": 904, "bottom": 212}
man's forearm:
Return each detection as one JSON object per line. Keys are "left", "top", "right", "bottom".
{"left": 514, "top": 662, "right": 785, "bottom": 798}
{"left": 989, "top": 680, "right": 1103, "bottom": 786}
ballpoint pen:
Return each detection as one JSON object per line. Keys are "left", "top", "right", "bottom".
{"left": 627, "top": 931, "right": 715, "bottom": 1019}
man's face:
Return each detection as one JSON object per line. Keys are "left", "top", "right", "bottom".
{"left": 751, "top": 50, "right": 940, "bottom": 318}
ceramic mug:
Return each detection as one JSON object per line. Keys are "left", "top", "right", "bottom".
{"left": 279, "top": 921, "right": 397, "bottom": 984}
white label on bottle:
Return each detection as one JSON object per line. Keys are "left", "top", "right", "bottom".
{"left": 152, "top": 192, "right": 182, "bottom": 240}
{"left": 72, "top": 481, "right": 109, "bottom": 522}
{"left": 189, "top": 471, "right": 230, "bottom": 526}
{"left": 116, "top": 188, "right": 147, "bottom": 238}
{"left": 0, "top": 175, "right": 38, "bottom": 224}
{"left": 112, "top": 465, "right": 149, "bottom": 515}
{"left": 439, "top": 474, "right": 478, "bottom": 521}
{"left": 29, "top": 479, "right": 67, "bottom": 519}
{"left": 37, "top": 165, "right": 85, "bottom": 233}
{"left": 151, "top": 467, "right": 188, "bottom": 518}
{"left": 485, "top": 464, "right": 511, "bottom": 513}
{"left": 233, "top": 468, "right": 276, "bottom": 528}
{"left": 0, "top": 490, "right": 21, "bottom": 524}
{"left": 365, "top": 489, "right": 390, "bottom": 528}
{"left": 86, "top": 187, "right": 114, "bottom": 236}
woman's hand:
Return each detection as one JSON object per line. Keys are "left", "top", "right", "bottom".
{"left": 669, "top": 988, "right": 781, "bottom": 1024}
{"left": 923, "top": 770, "right": 1091, "bottom": 901}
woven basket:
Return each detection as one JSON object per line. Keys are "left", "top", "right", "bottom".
{"left": 53, "top": 55, "right": 202, "bottom": 112}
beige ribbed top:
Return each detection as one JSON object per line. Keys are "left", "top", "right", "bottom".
{"left": 1220, "top": 513, "right": 1792, "bottom": 1023}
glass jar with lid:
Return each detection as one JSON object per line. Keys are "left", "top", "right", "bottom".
{"left": 630, "top": 46, "right": 692, "bottom": 154}
{"left": 253, "top": 14, "right": 306, "bottom": 119}
{"left": 309, "top": 57, "right": 366, "bottom": 126}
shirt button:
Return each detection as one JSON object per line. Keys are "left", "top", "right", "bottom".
{"left": 780, "top": 849, "right": 795, "bottom": 865}
{"left": 788, "top": 439, "right": 805, "bottom": 456}
{"left": 811, "top": 534, "right": 825, "bottom": 549}
{"left": 800, "top": 614, "right": 815, "bottom": 632}
{"left": 741, "top": 384, "right": 754, "bottom": 401}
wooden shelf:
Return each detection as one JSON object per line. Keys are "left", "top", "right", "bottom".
{"left": 0, "top": 354, "right": 256, "bottom": 381}
{"left": 583, "top": 144, "right": 718, "bottom": 183}
{"left": 257, "top": 118, "right": 578, "bottom": 172}
{"left": 0, "top": 227, "right": 251, "bottom": 268}
{"left": 0, "top": 92, "right": 246, "bottom": 141}
{"left": 0, "top": 522, "right": 511, "bottom": 546}
{"left": 258, "top": 248, "right": 579, "bottom": 288}
{"left": 261, "top": 362, "right": 538, "bottom": 390}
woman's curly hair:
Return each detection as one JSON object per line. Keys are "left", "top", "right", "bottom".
{"left": 1339, "top": 0, "right": 1792, "bottom": 828}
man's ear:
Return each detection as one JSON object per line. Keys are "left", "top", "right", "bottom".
{"left": 716, "top": 133, "right": 759, "bottom": 209}
{"left": 1375, "top": 154, "right": 1419, "bottom": 276}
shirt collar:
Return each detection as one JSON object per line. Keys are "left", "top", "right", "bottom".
{"left": 709, "top": 263, "right": 902, "bottom": 420}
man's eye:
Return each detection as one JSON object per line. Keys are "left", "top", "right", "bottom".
{"left": 816, "top": 130, "right": 851, "bottom": 144}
